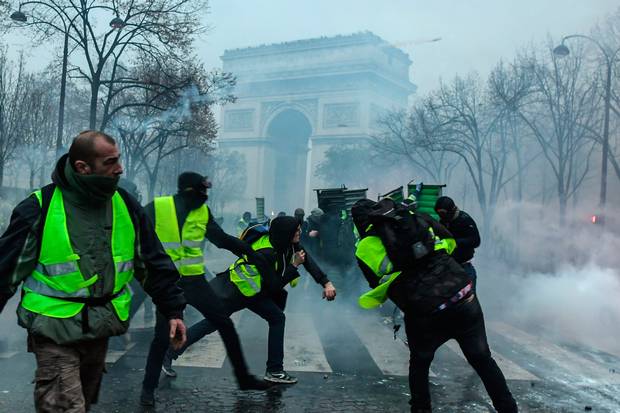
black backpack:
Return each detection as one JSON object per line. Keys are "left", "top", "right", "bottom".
{"left": 239, "top": 222, "right": 270, "bottom": 245}
{"left": 366, "top": 198, "right": 435, "bottom": 270}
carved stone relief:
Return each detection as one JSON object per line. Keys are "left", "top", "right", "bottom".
{"left": 224, "top": 109, "right": 254, "bottom": 131}
{"left": 323, "top": 103, "right": 360, "bottom": 128}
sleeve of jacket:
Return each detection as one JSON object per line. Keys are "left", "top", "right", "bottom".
{"left": 356, "top": 257, "right": 379, "bottom": 289}
{"left": 296, "top": 244, "right": 329, "bottom": 286}
{"left": 280, "top": 264, "right": 301, "bottom": 288}
{"left": 0, "top": 195, "right": 41, "bottom": 313}
{"left": 131, "top": 198, "right": 186, "bottom": 320}
{"left": 455, "top": 214, "right": 481, "bottom": 249}
{"left": 205, "top": 207, "right": 256, "bottom": 258}
{"left": 251, "top": 249, "right": 300, "bottom": 294}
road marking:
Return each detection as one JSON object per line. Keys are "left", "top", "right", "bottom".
{"left": 0, "top": 351, "right": 18, "bottom": 359}
{"left": 490, "top": 321, "right": 620, "bottom": 384}
{"left": 105, "top": 343, "right": 135, "bottom": 363}
{"left": 349, "top": 315, "right": 437, "bottom": 377}
{"left": 444, "top": 340, "right": 539, "bottom": 381}
{"left": 175, "top": 312, "right": 241, "bottom": 368}
{"left": 283, "top": 312, "right": 332, "bottom": 372}
{"left": 128, "top": 303, "right": 155, "bottom": 330}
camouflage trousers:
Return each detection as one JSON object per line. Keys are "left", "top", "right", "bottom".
{"left": 29, "top": 335, "right": 109, "bottom": 413}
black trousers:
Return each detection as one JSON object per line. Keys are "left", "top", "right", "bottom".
{"left": 176, "top": 291, "right": 287, "bottom": 372}
{"left": 405, "top": 295, "right": 517, "bottom": 413}
{"left": 142, "top": 275, "right": 250, "bottom": 390}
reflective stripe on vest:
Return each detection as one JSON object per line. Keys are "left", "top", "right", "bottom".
{"left": 356, "top": 227, "right": 454, "bottom": 310}
{"left": 21, "top": 188, "right": 136, "bottom": 321}
{"left": 154, "top": 196, "right": 208, "bottom": 276}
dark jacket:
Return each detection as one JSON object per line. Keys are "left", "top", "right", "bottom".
{"left": 439, "top": 210, "right": 480, "bottom": 264}
{"left": 211, "top": 216, "right": 329, "bottom": 309}
{"left": 0, "top": 155, "right": 186, "bottom": 344}
{"left": 356, "top": 213, "right": 470, "bottom": 314}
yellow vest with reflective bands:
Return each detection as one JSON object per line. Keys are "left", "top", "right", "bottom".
{"left": 154, "top": 196, "right": 208, "bottom": 276}
{"left": 356, "top": 228, "right": 456, "bottom": 309}
{"left": 228, "top": 234, "right": 300, "bottom": 297}
{"left": 21, "top": 187, "right": 135, "bottom": 321}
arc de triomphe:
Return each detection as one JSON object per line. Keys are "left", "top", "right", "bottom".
{"left": 218, "top": 32, "right": 415, "bottom": 214}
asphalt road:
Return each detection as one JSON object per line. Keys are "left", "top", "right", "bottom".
{"left": 0, "top": 278, "right": 619, "bottom": 412}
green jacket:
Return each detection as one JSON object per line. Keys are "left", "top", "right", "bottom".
{"left": 0, "top": 155, "right": 186, "bottom": 345}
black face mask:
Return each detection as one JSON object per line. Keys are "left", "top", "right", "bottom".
{"left": 185, "top": 192, "right": 207, "bottom": 209}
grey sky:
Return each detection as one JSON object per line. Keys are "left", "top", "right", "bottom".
{"left": 3, "top": 0, "right": 618, "bottom": 96}
{"left": 197, "top": 0, "right": 619, "bottom": 95}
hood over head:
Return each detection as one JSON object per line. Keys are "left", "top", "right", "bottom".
{"left": 351, "top": 198, "right": 378, "bottom": 238}
{"left": 269, "top": 216, "right": 299, "bottom": 252}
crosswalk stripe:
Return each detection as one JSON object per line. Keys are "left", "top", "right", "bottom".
{"left": 128, "top": 303, "right": 156, "bottom": 330}
{"left": 0, "top": 351, "right": 18, "bottom": 359}
{"left": 490, "top": 321, "right": 620, "bottom": 384}
{"left": 105, "top": 343, "right": 135, "bottom": 363}
{"left": 443, "top": 340, "right": 539, "bottom": 381}
{"left": 284, "top": 312, "right": 332, "bottom": 372}
{"left": 349, "top": 315, "right": 437, "bottom": 377}
{"left": 175, "top": 312, "right": 242, "bottom": 368}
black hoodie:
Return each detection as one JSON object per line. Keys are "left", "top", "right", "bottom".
{"left": 261, "top": 216, "right": 302, "bottom": 293}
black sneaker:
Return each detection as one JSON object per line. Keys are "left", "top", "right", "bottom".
{"left": 264, "top": 370, "right": 297, "bottom": 384}
{"left": 238, "top": 375, "right": 273, "bottom": 390}
{"left": 161, "top": 349, "right": 177, "bottom": 378}
{"left": 140, "top": 387, "right": 155, "bottom": 407}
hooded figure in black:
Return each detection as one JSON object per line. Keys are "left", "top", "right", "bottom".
{"left": 166, "top": 215, "right": 333, "bottom": 385}
{"left": 351, "top": 199, "right": 517, "bottom": 413}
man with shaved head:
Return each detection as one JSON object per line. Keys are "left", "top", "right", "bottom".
{"left": 0, "top": 130, "right": 187, "bottom": 412}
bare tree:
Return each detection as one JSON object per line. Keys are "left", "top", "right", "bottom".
{"left": 110, "top": 60, "right": 234, "bottom": 200}
{"left": 18, "top": 72, "right": 57, "bottom": 189}
{"left": 413, "top": 74, "right": 518, "bottom": 233}
{"left": 491, "top": 44, "right": 601, "bottom": 220}
{"left": 373, "top": 108, "right": 458, "bottom": 183}
{"left": 591, "top": 9, "right": 620, "bottom": 189}
{"left": 0, "top": 50, "right": 29, "bottom": 189}
{"left": 204, "top": 150, "right": 247, "bottom": 217}
{"left": 7, "top": 0, "right": 210, "bottom": 130}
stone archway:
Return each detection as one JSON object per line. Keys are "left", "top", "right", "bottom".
{"left": 265, "top": 109, "right": 312, "bottom": 214}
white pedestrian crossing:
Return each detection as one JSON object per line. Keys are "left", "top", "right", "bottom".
{"left": 128, "top": 302, "right": 156, "bottom": 330}
{"left": 90, "top": 311, "right": 620, "bottom": 387}
{"left": 443, "top": 339, "right": 539, "bottom": 381}
{"left": 175, "top": 312, "right": 242, "bottom": 368}
{"left": 283, "top": 312, "right": 332, "bottom": 372}
{"left": 106, "top": 343, "right": 135, "bottom": 363}
{"left": 490, "top": 321, "right": 620, "bottom": 384}
{"left": 349, "top": 314, "right": 437, "bottom": 377}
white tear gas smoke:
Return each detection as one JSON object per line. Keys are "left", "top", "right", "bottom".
{"left": 111, "top": 84, "right": 216, "bottom": 133}
{"left": 479, "top": 200, "right": 620, "bottom": 356}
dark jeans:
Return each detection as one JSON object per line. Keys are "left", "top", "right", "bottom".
{"left": 142, "top": 275, "right": 250, "bottom": 390}
{"left": 462, "top": 262, "right": 477, "bottom": 291}
{"left": 405, "top": 295, "right": 517, "bottom": 413}
{"left": 176, "top": 293, "right": 286, "bottom": 372}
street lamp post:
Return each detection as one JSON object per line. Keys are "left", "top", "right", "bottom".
{"left": 10, "top": 3, "right": 125, "bottom": 158}
{"left": 553, "top": 35, "right": 620, "bottom": 210}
